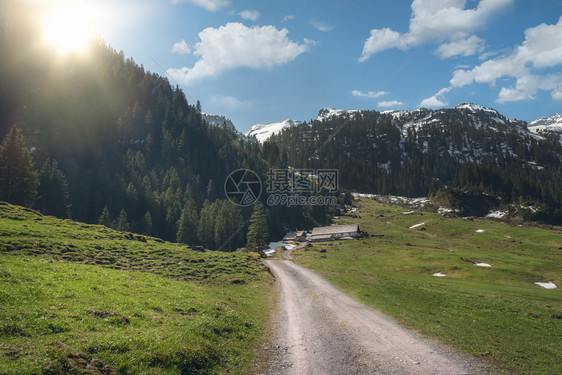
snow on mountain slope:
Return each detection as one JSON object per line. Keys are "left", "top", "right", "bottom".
{"left": 317, "top": 108, "right": 361, "bottom": 122}
{"left": 529, "top": 114, "right": 562, "bottom": 144}
{"left": 201, "top": 113, "right": 238, "bottom": 133}
{"left": 245, "top": 119, "right": 302, "bottom": 142}
{"left": 529, "top": 114, "right": 562, "bottom": 132}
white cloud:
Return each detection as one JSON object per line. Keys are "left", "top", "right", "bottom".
{"left": 449, "top": 16, "right": 562, "bottom": 102}
{"left": 167, "top": 23, "right": 314, "bottom": 84}
{"left": 436, "top": 35, "right": 485, "bottom": 58}
{"left": 171, "top": 39, "right": 191, "bottom": 55}
{"left": 420, "top": 95, "right": 446, "bottom": 107}
{"left": 209, "top": 95, "right": 252, "bottom": 109}
{"left": 359, "top": 0, "right": 513, "bottom": 62}
{"left": 420, "top": 87, "right": 451, "bottom": 107}
{"left": 238, "top": 10, "right": 260, "bottom": 21}
{"left": 310, "top": 19, "right": 334, "bottom": 32}
{"left": 478, "top": 47, "right": 510, "bottom": 61}
{"left": 552, "top": 88, "right": 562, "bottom": 101}
{"left": 360, "top": 28, "right": 407, "bottom": 61}
{"left": 282, "top": 15, "right": 294, "bottom": 23}
{"left": 352, "top": 90, "right": 388, "bottom": 98}
{"left": 497, "top": 87, "right": 533, "bottom": 102}
{"left": 378, "top": 100, "right": 405, "bottom": 107}
{"left": 171, "top": 0, "right": 230, "bottom": 12}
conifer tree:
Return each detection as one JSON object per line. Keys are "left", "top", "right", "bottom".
{"left": 98, "top": 206, "right": 111, "bottom": 227}
{"left": 215, "top": 202, "right": 244, "bottom": 251}
{"left": 177, "top": 198, "right": 199, "bottom": 244}
{"left": 197, "top": 200, "right": 217, "bottom": 249}
{"left": 117, "top": 209, "right": 130, "bottom": 231}
{"left": 143, "top": 211, "right": 153, "bottom": 235}
{"left": 0, "top": 125, "right": 38, "bottom": 207}
{"left": 206, "top": 179, "right": 217, "bottom": 201}
{"left": 36, "top": 159, "right": 70, "bottom": 218}
{"left": 246, "top": 201, "right": 269, "bottom": 251}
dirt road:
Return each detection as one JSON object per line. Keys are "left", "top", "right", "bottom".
{"left": 264, "top": 259, "right": 492, "bottom": 375}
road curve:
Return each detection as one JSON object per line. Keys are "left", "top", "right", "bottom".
{"left": 264, "top": 260, "right": 492, "bottom": 375}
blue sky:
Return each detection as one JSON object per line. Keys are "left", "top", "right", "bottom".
{"left": 69, "top": 0, "right": 562, "bottom": 131}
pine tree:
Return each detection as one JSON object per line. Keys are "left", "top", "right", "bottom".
{"left": 197, "top": 200, "right": 218, "bottom": 249}
{"left": 143, "top": 211, "right": 153, "bottom": 235}
{"left": 0, "top": 125, "right": 38, "bottom": 207}
{"left": 215, "top": 202, "right": 244, "bottom": 251}
{"left": 176, "top": 198, "right": 199, "bottom": 244}
{"left": 117, "top": 209, "right": 130, "bottom": 231}
{"left": 35, "top": 159, "right": 70, "bottom": 218}
{"left": 214, "top": 202, "right": 229, "bottom": 250}
{"left": 98, "top": 206, "right": 111, "bottom": 227}
{"left": 206, "top": 179, "right": 217, "bottom": 201}
{"left": 246, "top": 201, "right": 269, "bottom": 252}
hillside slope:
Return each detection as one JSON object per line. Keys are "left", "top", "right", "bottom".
{"left": 0, "top": 202, "right": 271, "bottom": 374}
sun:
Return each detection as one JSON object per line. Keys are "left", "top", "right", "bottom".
{"left": 42, "top": 1, "right": 96, "bottom": 54}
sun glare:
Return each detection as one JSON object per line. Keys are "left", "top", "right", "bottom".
{"left": 42, "top": 1, "right": 96, "bottom": 54}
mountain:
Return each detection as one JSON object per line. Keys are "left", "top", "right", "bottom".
{"left": 245, "top": 119, "right": 303, "bottom": 142}
{"left": 0, "top": 1, "right": 337, "bottom": 245}
{"left": 317, "top": 108, "right": 361, "bottom": 122}
{"left": 530, "top": 113, "right": 562, "bottom": 128}
{"left": 268, "top": 103, "right": 562, "bottom": 223}
{"left": 529, "top": 114, "right": 562, "bottom": 144}
{"left": 201, "top": 112, "right": 239, "bottom": 134}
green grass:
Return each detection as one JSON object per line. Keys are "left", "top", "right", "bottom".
{"left": 0, "top": 202, "right": 271, "bottom": 374}
{"left": 293, "top": 198, "right": 562, "bottom": 375}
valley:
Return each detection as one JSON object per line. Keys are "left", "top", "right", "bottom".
{"left": 288, "top": 197, "right": 561, "bottom": 374}
{"left": 1, "top": 2, "right": 561, "bottom": 373}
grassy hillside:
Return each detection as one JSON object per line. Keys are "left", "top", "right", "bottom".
{"left": 292, "top": 197, "right": 561, "bottom": 375}
{"left": 0, "top": 202, "right": 271, "bottom": 374}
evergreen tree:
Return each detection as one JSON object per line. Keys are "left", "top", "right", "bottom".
{"left": 98, "top": 206, "right": 111, "bottom": 227}
{"left": 215, "top": 202, "right": 244, "bottom": 251}
{"left": 197, "top": 200, "right": 217, "bottom": 249}
{"left": 117, "top": 209, "right": 130, "bottom": 231}
{"left": 35, "top": 159, "right": 70, "bottom": 218}
{"left": 176, "top": 198, "right": 199, "bottom": 244}
{"left": 246, "top": 201, "right": 269, "bottom": 252}
{"left": 206, "top": 179, "right": 217, "bottom": 201}
{"left": 143, "top": 211, "right": 153, "bottom": 235}
{"left": 0, "top": 125, "right": 38, "bottom": 207}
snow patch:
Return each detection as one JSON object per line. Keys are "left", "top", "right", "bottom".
{"left": 438, "top": 207, "right": 454, "bottom": 215}
{"left": 263, "top": 241, "right": 295, "bottom": 256}
{"left": 475, "top": 229, "right": 485, "bottom": 233}
{"left": 352, "top": 193, "right": 377, "bottom": 199}
{"left": 534, "top": 282, "right": 557, "bottom": 289}
{"left": 433, "top": 273, "right": 447, "bottom": 277}
{"left": 246, "top": 119, "right": 302, "bottom": 142}
{"left": 487, "top": 210, "right": 507, "bottom": 219}
{"left": 409, "top": 222, "right": 425, "bottom": 229}
{"left": 474, "top": 263, "right": 492, "bottom": 267}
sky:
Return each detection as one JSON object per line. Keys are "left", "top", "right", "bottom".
{"left": 38, "top": 0, "right": 562, "bottom": 132}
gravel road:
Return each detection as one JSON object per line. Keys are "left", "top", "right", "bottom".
{"left": 264, "top": 259, "right": 493, "bottom": 375}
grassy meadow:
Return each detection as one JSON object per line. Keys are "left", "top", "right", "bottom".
{"left": 292, "top": 197, "right": 561, "bottom": 375}
{"left": 0, "top": 202, "right": 271, "bottom": 374}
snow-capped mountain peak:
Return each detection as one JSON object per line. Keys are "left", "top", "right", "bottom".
{"left": 245, "top": 119, "right": 302, "bottom": 142}
{"left": 454, "top": 103, "right": 498, "bottom": 114}
{"left": 317, "top": 108, "right": 361, "bottom": 122}
{"left": 529, "top": 114, "right": 562, "bottom": 144}
{"left": 529, "top": 113, "right": 562, "bottom": 128}
{"left": 201, "top": 112, "right": 238, "bottom": 133}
